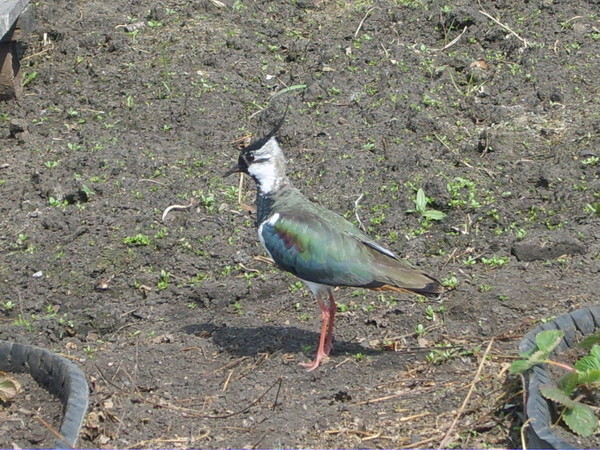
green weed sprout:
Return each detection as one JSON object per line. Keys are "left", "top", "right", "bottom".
{"left": 407, "top": 188, "right": 446, "bottom": 221}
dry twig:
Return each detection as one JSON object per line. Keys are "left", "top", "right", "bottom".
{"left": 479, "top": 8, "right": 529, "bottom": 47}
{"left": 354, "top": 7, "right": 375, "bottom": 38}
{"left": 207, "top": 0, "right": 225, "bottom": 7}
{"left": 35, "top": 416, "right": 72, "bottom": 449}
{"left": 354, "top": 193, "right": 366, "bottom": 232}
{"left": 161, "top": 199, "right": 195, "bottom": 221}
{"left": 439, "top": 26, "right": 468, "bottom": 52}
{"left": 438, "top": 337, "right": 495, "bottom": 448}
{"left": 521, "top": 418, "right": 532, "bottom": 450}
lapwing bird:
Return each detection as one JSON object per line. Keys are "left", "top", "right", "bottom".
{"left": 225, "top": 116, "right": 443, "bottom": 371}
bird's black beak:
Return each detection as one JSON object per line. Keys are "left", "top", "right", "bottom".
{"left": 223, "top": 163, "right": 241, "bottom": 177}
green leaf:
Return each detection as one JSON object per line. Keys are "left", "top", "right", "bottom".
{"left": 422, "top": 210, "right": 446, "bottom": 221}
{"left": 574, "top": 369, "right": 600, "bottom": 388}
{"left": 575, "top": 355, "right": 600, "bottom": 373}
{"left": 518, "top": 346, "right": 537, "bottom": 359}
{"left": 590, "top": 344, "right": 600, "bottom": 361}
{"left": 509, "top": 359, "right": 534, "bottom": 374}
{"left": 540, "top": 384, "right": 579, "bottom": 409}
{"left": 416, "top": 188, "right": 427, "bottom": 212}
{"left": 528, "top": 348, "right": 550, "bottom": 364}
{"left": 535, "top": 330, "right": 563, "bottom": 355}
{"left": 559, "top": 371, "right": 581, "bottom": 396}
{"left": 564, "top": 404, "right": 598, "bottom": 436}
{"left": 271, "top": 84, "right": 307, "bottom": 98}
{"left": 578, "top": 331, "right": 600, "bottom": 350}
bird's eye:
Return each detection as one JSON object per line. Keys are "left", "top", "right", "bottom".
{"left": 246, "top": 152, "right": 255, "bottom": 163}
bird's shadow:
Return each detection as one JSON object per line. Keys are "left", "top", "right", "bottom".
{"left": 181, "top": 322, "right": 382, "bottom": 358}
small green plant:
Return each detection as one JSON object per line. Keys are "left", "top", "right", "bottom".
{"left": 81, "top": 184, "right": 94, "bottom": 198}
{"left": 23, "top": 71, "right": 38, "bottom": 87}
{"left": 84, "top": 345, "right": 96, "bottom": 358}
{"left": 481, "top": 255, "right": 509, "bottom": 267}
{"left": 1, "top": 300, "right": 15, "bottom": 312}
{"left": 407, "top": 188, "right": 446, "bottom": 221}
{"left": 188, "top": 272, "right": 207, "bottom": 286}
{"left": 232, "top": 301, "right": 244, "bottom": 315}
{"left": 426, "top": 341, "right": 472, "bottom": 364}
{"left": 123, "top": 234, "right": 150, "bottom": 246}
{"left": 585, "top": 203, "right": 600, "bottom": 217}
{"left": 223, "top": 185, "right": 239, "bottom": 201}
{"left": 515, "top": 228, "right": 527, "bottom": 239}
{"left": 298, "top": 313, "right": 310, "bottom": 322}
{"left": 289, "top": 281, "right": 304, "bottom": 293}
{"left": 447, "top": 177, "right": 482, "bottom": 209}
{"left": 48, "top": 197, "right": 68, "bottom": 208}
{"left": 44, "top": 161, "right": 59, "bottom": 168}
{"left": 510, "top": 330, "right": 600, "bottom": 437}
{"left": 353, "top": 352, "right": 366, "bottom": 362}
{"left": 424, "top": 305, "right": 436, "bottom": 321}
{"left": 242, "top": 272, "right": 257, "bottom": 285}
{"left": 463, "top": 255, "right": 477, "bottom": 265}
{"left": 57, "top": 315, "right": 75, "bottom": 329}
{"left": 337, "top": 303, "right": 350, "bottom": 313}
{"left": 581, "top": 156, "right": 599, "bottom": 166}
{"left": 14, "top": 314, "right": 33, "bottom": 332}
{"left": 441, "top": 274, "right": 458, "bottom": 289}
{"left": 157, "top": 270, "right": 170, "bottom": 290}
{"left": 362, "top": 141, "right": 376, "bottom": 151}
{"left": 478, "top": 284, "right": 493, "bottom": 292}
{"left": 200, "top": 193, "right": 215, "bottom": 213}
{"left": 124, "top": 95, "right": 135, "bottom": 110}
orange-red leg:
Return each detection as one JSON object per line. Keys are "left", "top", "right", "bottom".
{"left": 300, "top": 291, "right": 336, "bottom": 371}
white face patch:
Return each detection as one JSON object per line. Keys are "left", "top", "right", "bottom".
{"left": 246, "top": 137, "right": 286, "bottom": 194}
{"left": 247, "top": 157, "right": 279, "bottom": 194}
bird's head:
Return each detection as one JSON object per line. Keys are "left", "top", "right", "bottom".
{"left": 224, "top": 110, "right": 288, "bottom": 194}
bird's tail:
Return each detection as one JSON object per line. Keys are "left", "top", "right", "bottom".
{"left": 369, "top": 278, "right": 444, "bottom": 297}
{"left": 365, "top": 253, "right": 445, "bottom": 297}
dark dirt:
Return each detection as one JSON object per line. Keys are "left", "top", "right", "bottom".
{"left": 1, "top": 0, "right": 599, "bottom": 448}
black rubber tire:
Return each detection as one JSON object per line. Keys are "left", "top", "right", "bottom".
{"left": 518, "top": 306, "right": 600, "bottom": 449}
{"left": 0, "top": 340, "right": 89, "bottom": 449}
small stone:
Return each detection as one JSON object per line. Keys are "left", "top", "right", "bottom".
{"left": 512, "top": 232, "right": 586, "bottom": 262}
{"left": 9, "top": 118, "right": 27, "bottom": 135}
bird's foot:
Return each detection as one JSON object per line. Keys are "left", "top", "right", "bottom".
{"left": 299, "top": 353, "right": 329, "bottom": 372}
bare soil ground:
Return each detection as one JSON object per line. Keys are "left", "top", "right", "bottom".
{"left": 1, "top": 0, "right": 599, "bottom": 448}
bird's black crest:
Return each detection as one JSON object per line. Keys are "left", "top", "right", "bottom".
{"left": 242, "top": 104, "right": 289, "bottom": 153}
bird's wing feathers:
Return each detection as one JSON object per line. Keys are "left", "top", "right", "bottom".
{"left": 260, "top": 206, "right": 441, "bottom": 294}
{"left": 349, "top": 232, "right": 397, "bottom": 259}
{"left": 260, "top": 212, "right": 374, "bottom": 286}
